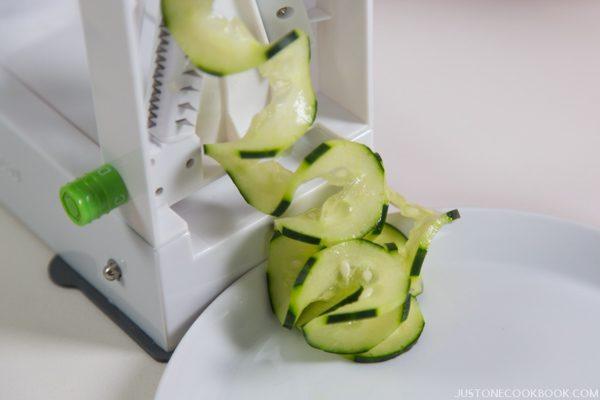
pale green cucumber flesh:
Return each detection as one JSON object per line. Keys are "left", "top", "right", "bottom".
{"left": 203, "top": 149, "right": 292, "bottom": 215}
{"left": 205, "top": 30, "right": 315, "bottom": 157}
{"left": 163, "top": 1, "right": 306, "bottom": 76}
{"left": 201, "top": 28, "right": 315, "bottom": 214}
{"left": 266, "top": 235, "right": 320, "bottom": 325}
{"left": 352, "top": 297, "right": 425, "bottom": 363}
{"left": 287, "top": 240, "right": 408, "bottom": 328}
{"left": 294, "top": 285, "right": 364, "bottom": 327}
{"left": 162, "top": 0, "right": 267, "bottom": 75}
{"left": 405, "top": 209, "right": 460, "bottom": 277}
{"left": 302, "top": 304, "right": 404, "bottom": 354}
{"left": 409, "top": 276, "right": 424, "bottom": 297}
{"left": 366, "top": 222, "right": 408, "bottom": 249}
{"left": 275, "top": 140, "right": 387, "bottom": 246}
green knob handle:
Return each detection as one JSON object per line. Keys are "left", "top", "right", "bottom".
{"left": 59, "top": 164, "right": 129, "bottom": 226}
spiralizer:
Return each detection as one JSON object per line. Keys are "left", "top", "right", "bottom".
{"left": 0, "top": 0, "right": 372, "bottom": 361}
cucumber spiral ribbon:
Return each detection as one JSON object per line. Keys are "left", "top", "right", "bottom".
{"left": 164, "top": 0, "right": 459, "bottom": 360}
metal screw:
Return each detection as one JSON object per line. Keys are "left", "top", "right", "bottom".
{"left": 103, "top": 259, "right": 122, "bottom": 281}
{"left": 276, "top": 6, "right": 293, "bottom": 19}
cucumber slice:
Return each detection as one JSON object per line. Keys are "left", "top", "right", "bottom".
{"left": 294, "top": 285, "right": 364, "bottom": 327}
{"left": 205, "top": 149, "right": 293, "bottom": 214}
{"left": 203, "top": 29, "right": 316, "bottom": 213}
{"left": 205, "top": 30, "right": 315, "bottom": 158}
{"left": 286, "top": 240, "right": 408, "bottom": 328}
{"left": 267, "top": 234, "right": 320, "bottom": 325}
{"left": 366, "top": 222, "right": 424, "bottom": 295}
{"left": 409, "top": 276, "right": 424, "bottom": 296}
{"left": 405, "top": 209, "right": 460, "bottom": 276}
{"left": 386, "top": 188, "right": 436, "bottom": 221}
{"left": 302, "top": 301, "right": 407, "bottom": 355}
{"left": 274, "top": 140, "right": 387, "bottom": 245}
{"left": 162, "top": 0, "right": 301, "bottom": 75}
{"left": 366, "top": 222, "right": 408, "bottom": 249}
{"left": 352, "top": 297, "right": 425, "bottom": 363}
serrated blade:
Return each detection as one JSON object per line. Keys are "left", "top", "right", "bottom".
{"left": 146, "top": 21, "right": 203, "bottom": 142}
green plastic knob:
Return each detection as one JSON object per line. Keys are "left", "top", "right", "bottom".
{"left": 59, "top": 164, "right": 129, "bottom": 226}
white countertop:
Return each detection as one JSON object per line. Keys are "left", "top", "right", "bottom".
{"left": 0, "top": 207, "right": 165, "bottom": 400}
{"left": 2, "top": 1, "right": 600, "bottom": 399}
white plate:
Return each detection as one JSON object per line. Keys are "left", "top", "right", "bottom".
{"left": 156, "top": 209, "right": 600, "bottom": 400}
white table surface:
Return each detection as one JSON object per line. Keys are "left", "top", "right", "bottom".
{"left": 0, "top": 207, "right": 165, "bottom": 400}
{"left": 2, "top": 1, "right": 600, "bottom": 399}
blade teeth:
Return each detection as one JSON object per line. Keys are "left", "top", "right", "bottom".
{"left": 175, "top": 118, "right": 194, "bottom": 128}
{"left": 148, "top": 20, "right": 201, "bottom": 132}
{"left": 180, "top": 86, "right": 198, "bottom": 92}
{"left": 147, "top": 22, "right": 173, "bottom": 130}
{"left": 178, "top": 102, "right": 197, "bottom": 111}
{"left": 183, "top": 69, "right": 201, "bottom": 77}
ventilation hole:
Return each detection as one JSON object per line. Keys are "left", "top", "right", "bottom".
{"left": 186, "top": 158, "right": 195, "bottom": 168}
{"left": 155, "top": 187, "right": 163, "bottom": 196}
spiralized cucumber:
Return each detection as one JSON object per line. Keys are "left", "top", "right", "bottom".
{"left": 267, "top": 234, "right": 320, "bottom": 325}
{"left": 204, "top": 30, "right": 316, "bottom": 159}
{"left": 163, "top": 0, "right": 303, "bottom": 75}
{"left": 274, "top": 140, "right": 388, "bottom": 246}
{"left": 352, "top": 297, "right": 425, "bottom": 363}
{"left": 164, "top": 0, "right": 459, "bottom": 363}
{"left": 286, "top": 240, "right": 409, "bottom": 330}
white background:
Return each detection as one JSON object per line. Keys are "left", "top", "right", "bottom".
{"left": 375, "top": 0, "right": 600, "bottom": 228}
{"left": 1, "top": 1, "right": 599, "bottom": 399}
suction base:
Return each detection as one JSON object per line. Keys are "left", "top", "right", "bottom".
{"left": 48, "top": 256, "right": 173, "bottom": 363}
